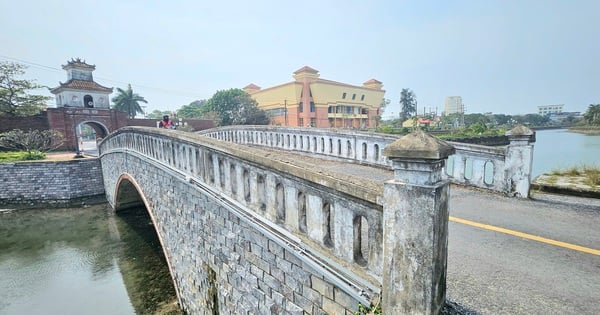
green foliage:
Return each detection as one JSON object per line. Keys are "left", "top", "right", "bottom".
{"left": 206, "top": 88, "right": 269, "bottom": 126}
{"left": 399, "top": 88, "right": 416, "bottom": 121}
{"left": 583, "top": 104, "right": 600, "bottom": 125}
{"left": 0, "top": 129, "right": 64, "bottom": 158}
{"left": 147, "top": 110, "right": 172, "bottom": 119}
{"left": 0, "top": 61, "right": 50, "bottom": 116}
{"left": 550, "top": 165, "right": 600, "bottom": 187}
{"left": 0, "top": 151, "right": 29, "bottom": 162}
{"left": 111, "top": 84, "right": 148, "bottom": 119}
{"left": 177, "top": 100, "right": 208, "bottom": 118}
{"left": 437, "top": 127, "right": 505, "bottom": 139}
{"left": 355, "top": 302, "right": 382, "bottom": 315}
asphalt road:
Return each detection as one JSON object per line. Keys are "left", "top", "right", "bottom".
{"left": 447, "top": 187, "right": 600, "bottom": 314}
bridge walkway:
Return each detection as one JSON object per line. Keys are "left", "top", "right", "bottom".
{"left": 260, "top": 147, "right": 600, "bottom": 314}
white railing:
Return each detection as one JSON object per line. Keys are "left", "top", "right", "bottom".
{"left": 200, "top": 125, "right": 536, "bottom": 197}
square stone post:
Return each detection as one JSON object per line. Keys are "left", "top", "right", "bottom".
{"left": 382, "top": 131, "right": 455, "bottom": 315}
{"left": 505, "top": 125, "right": 536, "bottom": 198}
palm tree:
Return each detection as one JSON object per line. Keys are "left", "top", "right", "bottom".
{"left": 583, "top": 104, "right": 600, "bottom": 125}
{"left": 111, "top": 84, "right": 147, "bottom": 119}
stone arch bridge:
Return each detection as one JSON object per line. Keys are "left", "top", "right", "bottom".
{"left": 99, "top": 126, "right": 534, "bottom": 314}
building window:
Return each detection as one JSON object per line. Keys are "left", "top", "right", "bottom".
{"left": 361, "top": 94, "right": 365, "bottom": 101}
{"left": 352, "top": 94, "right": 356, "bottom": 100}
{"left": 342, "top": 92, "right": 347, "bottom": 99}
{"left": 299, "top": 102, "right": 303, "bottom": 113}
{"left": 310, "top": 102, "right": 315, "bottom": 112}
{"left": 299, "top": 118, "right": 304, "bottom": 126}
{"left": 310, "top": 118, "right": 316, "bottom": 127}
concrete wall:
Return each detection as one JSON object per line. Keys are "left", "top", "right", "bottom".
{"left": 0, "top": 158, "right": 105, "bottom": 207}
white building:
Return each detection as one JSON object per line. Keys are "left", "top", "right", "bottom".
{"left": 537, "top": 104, "right": 564, "bottom": 115}
{"left": 50, "top": 58, "right": 113, "bottom": 108}
{"left": 444, "top": 96, "right": 463, "bottom": 115}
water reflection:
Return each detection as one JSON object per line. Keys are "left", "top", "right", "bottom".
{"left": 0, "top": 204, "right": 180, "bottom": 315}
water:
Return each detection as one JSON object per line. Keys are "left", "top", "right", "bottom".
{"left": 532, "top": 129, "right": 600, "bottom": 178}
{"left": 0, "top": 205, "right": 181, "bottom": 315}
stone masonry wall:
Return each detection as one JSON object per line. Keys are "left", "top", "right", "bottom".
{"left": 101, "top": 151, "right": 362, "bottom": 314}
{"left": 0, "top": 158, "right": 105, "bottom": 207}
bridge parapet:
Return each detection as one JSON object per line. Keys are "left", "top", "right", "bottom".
{"left": 100, "top": 127, "right": 385, "bottom": 313}
{"left": 200, "top": 125, "right": 536, "bottom": 197}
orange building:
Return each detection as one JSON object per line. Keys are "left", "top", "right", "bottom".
{"left": 243, "top": 66, "right": 385, "bottom": 128}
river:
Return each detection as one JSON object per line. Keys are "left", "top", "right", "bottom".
{"left": 0, "top": 205, "right": 181, "bottom": 315}
{"left": 532, "top": 129, "right": 600, "bottom": 178}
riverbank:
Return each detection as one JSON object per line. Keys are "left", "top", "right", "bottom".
{"left": 568, "top": 127, "right": 600, "bottom": 135}
{"left": 532, "top": 174, "right": 600, "bottom": 199}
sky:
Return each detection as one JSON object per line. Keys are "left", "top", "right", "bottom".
{"left": 1, "top": 0, "right": 598, "bottom": 118}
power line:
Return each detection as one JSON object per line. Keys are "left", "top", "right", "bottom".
{"left": 0, "top": 54, "right": 207, "bottom": 100}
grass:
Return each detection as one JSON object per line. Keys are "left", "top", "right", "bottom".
{"left": 0, "top": 151, "right": 30, "bottom": 162}
{"left": 0, "top": 151, "right": 47, "bottom": 162}
{"left": 550, "top": 165, "right": 600, "bottom": 187}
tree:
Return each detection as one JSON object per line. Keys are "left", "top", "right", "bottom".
{"left": 374, "top": 98, "right": 390, "bottom": 128}
{"left": 206, "top": 88, "right": 268, "bottom": 126}
{"left": 147, "top": 109, "right": 172, "bottom": 119}
{"left": 111, "top": 84, "right": 148, "bottom": 119}
{"left": 583, "top": 104, "right": 600, "bottom": 125}
{"left": 177, "top": 100, "right": 208, "bottom": 118}
{"left": 0, "top": 129, "right": 64, "bottom": 160}
{"left": 399, "top": 88, "right": 416, "bottom": 121}
{"left": 0, "top": 61, "right": 50, "bottom": 117}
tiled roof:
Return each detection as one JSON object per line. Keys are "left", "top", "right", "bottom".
{"left": 363, "top": 79, "right": 382, "bottom": 85}
{"left": 62, "top": 58, "right": 95, "bottom": 70}
{"left": 293, "top": 66, "right": 319, "bottom": 74}
{"left": 51, "top": 80, "right": 113, "bottom": 93}
{"left": 244, "top": 83, "right": 261, "bottom": 90}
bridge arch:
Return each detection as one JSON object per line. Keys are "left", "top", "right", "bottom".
{"left": 112, "top": 173, "right": 182, "bottom": 306}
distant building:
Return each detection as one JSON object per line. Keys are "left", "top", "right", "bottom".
{"left": 538, "top": 104, "right": 564, "bottom": 115}
{"left": 444, "top": 96, "right": 463, "bottom": 115}
{"left": 243, "top": 66, "right": 385, "bottom": 128}
{"left": 50, "top": 58, "right": 113, "bottom": 108}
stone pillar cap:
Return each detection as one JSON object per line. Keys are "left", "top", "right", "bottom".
{"left": 505, "top": 125, "right": 534, "bottom": 136}
{"left": 383, "top": 131, "right": 455, "bottom": 160}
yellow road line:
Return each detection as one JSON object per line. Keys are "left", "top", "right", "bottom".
{"left": 449, "top": 216, "right": 600, "bottom": 256}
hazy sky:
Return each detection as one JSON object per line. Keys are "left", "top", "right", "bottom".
{"left": 1, "top": 0, "right": 598, "bottom": 118}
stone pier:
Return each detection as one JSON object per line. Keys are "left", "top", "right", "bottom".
{"left": 382, "top": 131, "right": 455, "bottom": 315}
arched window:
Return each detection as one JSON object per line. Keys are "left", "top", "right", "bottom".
{"left": 353, "top": 215, "right": 369, "bottom": 266}
{"left": 230, "top": 164, "right": 237, "bottom": 195}
{"left": 257, "top": 175, "right": 266, "bottom": 211}
{"left": 243, "top": 169, "right": 251, "bottom": 202}
{"left": 322, "top": 203, "right": 333, "bottom": 248}
{"left": 275, "top": 183, "right": 285, "bottom": 224}
{"left": 298, "top": 192, "right": 307, "bottom": 233}
{"left": 84, "top": 95, "right": 94, "bottom": 108}
{"left": 362, "top": 143, "right": 367, "bottom": 160}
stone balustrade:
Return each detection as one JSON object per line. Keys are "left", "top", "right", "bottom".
{"left": 99, "top": 127, "right": 452, "bottom": 314}
{"left": 200, "top": 125, "right": 536, "bottom": 197}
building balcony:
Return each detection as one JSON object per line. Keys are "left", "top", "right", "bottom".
{"left": 327, "top": 113, "right": 368, "bottom": 119}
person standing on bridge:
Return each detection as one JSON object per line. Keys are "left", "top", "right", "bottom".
{"left": 159, "top": 115, "right": 175, "bottom": 129}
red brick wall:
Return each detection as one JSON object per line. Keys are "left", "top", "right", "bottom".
{"left": 0, "top": 112, "right": 50, "bottom": 132}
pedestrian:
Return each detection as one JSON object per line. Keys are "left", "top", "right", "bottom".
{"left": 159, "top": 115, "right": 175, "bottom": 129}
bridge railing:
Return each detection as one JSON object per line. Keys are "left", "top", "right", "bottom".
{"left": 199, "top": 125, "right": 536, "bottom": 197}
{"left": 100, "top": 127, "right": 384, "bottom": 304}
{"left": 100, "top": 127, "right": 453, "bottom": 314}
